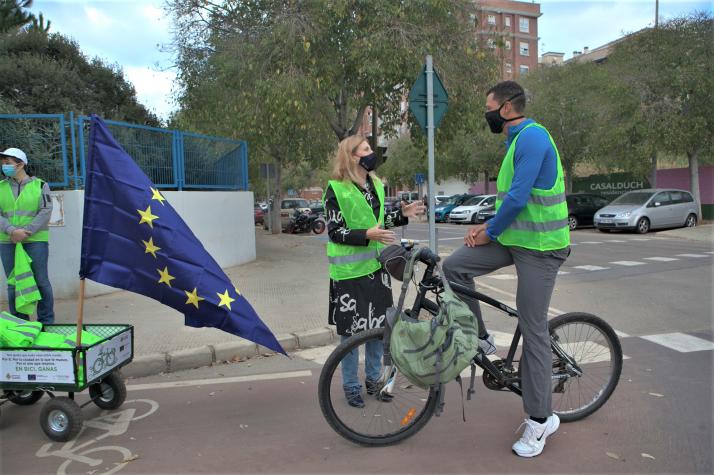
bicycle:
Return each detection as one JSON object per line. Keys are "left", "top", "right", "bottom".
{"left": 91, "top": 347, "right": 118, "bottom": 377}
{"left": 318, "top": 242, "right": 623, "bottom": 446}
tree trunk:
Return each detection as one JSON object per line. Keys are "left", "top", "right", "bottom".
{"left": 564, "top": 161, "right": 573, "bottom": 193}
{"left": 270, "top": 157, "right": 283, "bottom": 234}
{"left": 483, "top": 170, "right": 489, "bottom": 194}
{"left": 649, "top": 152, "right": 657, "bottom": 188}
{"left": 687, "top": 149, "right": 702, "bottom": 219}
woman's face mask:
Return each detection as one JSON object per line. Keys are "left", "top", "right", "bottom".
{"left": 358, "top": 152, "right": 379, "bottom": 172}
{"left": 2, "top": 163, "right": 17, "bottom": 177}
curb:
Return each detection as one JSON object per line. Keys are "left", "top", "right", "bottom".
{"left": 121, "top": 327, "right": 337, "bottom": 379}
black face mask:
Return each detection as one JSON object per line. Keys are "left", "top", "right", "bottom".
{"left": 484, "top": 92, "right": 525, "bottom": 134}
{"left": 358, "top": 152, "right": 380, "bottom": 172}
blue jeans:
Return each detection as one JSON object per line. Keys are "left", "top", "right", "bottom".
{"left": 0, "top": 242, "right": 55, "bottom": 324}
{"left": 340, "top": 335, "right": 383, "bottom": 391}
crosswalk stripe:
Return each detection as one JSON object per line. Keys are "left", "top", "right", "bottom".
{"left": 580, "top": 241, "right": 603, "bottom": 244}
{"left": 631, "top": 238, "right": 651, "bottom": 241}
{"left": 640, "top": 333, "right": 714, "bottom": 353}
{"left": 605, "top": 240, "right": 626, "bottom": 243}
{"left": 487, "top": 274, "right": 517, "bottom": 280}
{"left": 573, "top": 265, "right": 609, "bottom": 271}
{"left": 676, "top": 253, "right": 709, "bottom": 258}
{"left": 644, "top": 257, "right": 679, "bottom": 262}
{"left": 610, "top": 260, "right": 646, "bottom": 266}
{"left": 614, "top": 329, "right": 630, "bottom": 338}
{"left": 706, "top": 251, "right": 714, "bottom": 255}
{"left": 557, "top": 270, "right": 570, "bottom": 275}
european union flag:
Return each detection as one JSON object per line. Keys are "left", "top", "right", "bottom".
{"left": 79, "top": 116, "right": 285, "bottom": 354}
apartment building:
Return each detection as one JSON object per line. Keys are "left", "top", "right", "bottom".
{"left": 474, "top": 0, "right": 541, "bottom": 79}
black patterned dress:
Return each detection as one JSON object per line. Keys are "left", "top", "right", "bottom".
{"left": 325, "top": 177, "right": 408, "bottom": 336}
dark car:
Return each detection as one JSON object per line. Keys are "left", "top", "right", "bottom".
{"left": 254, "top": 206, "right": 265, "bottom": 225}
{"left": 384, "top": 196, "right": 402, "bottom": 214}
{"left": 566, "top": 193, "right": 611, "bottom": 230}
{"left": 309, "top": 202, "right": 325, "bottom": 216}
{"left": 475, "top": 204, "right": 496, "bottom": 223}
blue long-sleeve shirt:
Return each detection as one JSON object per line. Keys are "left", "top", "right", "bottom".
{"left": 486, "top": 119, "right": 558, "bottom": 240}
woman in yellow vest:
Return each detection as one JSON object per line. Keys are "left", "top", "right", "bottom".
{"left": 0, "top": 148, "right": 55, "bottom": 324}
{"left": 324, "top": 135, "right": 424, "bottom": 408}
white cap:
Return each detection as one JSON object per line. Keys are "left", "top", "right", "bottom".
{"left": 0, "top": 148, "right": 28, "bottom": 165}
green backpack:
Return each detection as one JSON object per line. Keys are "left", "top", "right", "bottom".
{"left": 387, "top": 248, "right": 479, "bottom": 390}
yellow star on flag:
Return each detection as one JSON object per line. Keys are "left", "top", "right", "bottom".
{"left": 217, "top": 289, "right": 235, "bottom": 311}
{"left": 157, "top": 266, "right": 175, "bottom": 287}
{"left": 184, "top": 288, "right": 205, "bottom": 309}
{"left": 137, "top": 205, "right": 159, "bottom": 228}
{"left": 142, "top": 237, "right": 161, "bottom": 258}
{"left": 234, "top": 287, "right": 241, "bottom": 296}
{"left": 151, "top": 187, "right": 166, "bottom": 206}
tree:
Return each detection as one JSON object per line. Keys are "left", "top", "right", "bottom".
{"left": 0, "top": 29, "right": 159, "bottom": 125}
{"left": 169, "top": 0, "right": 498, "bottom": 230}
{"left": 606, "top": 12, "right": 713, "bottom": 216}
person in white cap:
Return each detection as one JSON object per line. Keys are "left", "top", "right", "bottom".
{"left": 0, "top": 147, "right": 55, "bottom": 324}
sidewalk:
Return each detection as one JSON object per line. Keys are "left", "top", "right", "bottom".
{"left": 654, "top": 223, "right": 714, "bottom": 243}
{"left": 54, "top": 229, "right": 335, "bottom": 378}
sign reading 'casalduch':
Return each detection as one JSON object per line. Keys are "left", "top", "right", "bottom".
{"left": 573, "top": 173, "right": 650, "bottom": 197}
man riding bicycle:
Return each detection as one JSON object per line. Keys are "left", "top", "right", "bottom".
{"left": 442, "top": 80, "right": 570, "bottom": 458}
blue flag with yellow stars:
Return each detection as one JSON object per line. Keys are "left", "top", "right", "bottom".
{"left": 79, "top": 116, "right": 285, "bottom": 354}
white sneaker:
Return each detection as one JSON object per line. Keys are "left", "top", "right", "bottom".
{"left": 512, "top": 414, "right": 560, "bottom": 458}
{"left": 478, "top": 334, "right": 497, "bottom": 355}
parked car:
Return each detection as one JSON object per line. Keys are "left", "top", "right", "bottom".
{"left": 566, "top": 193, "right": 611, "bottom": 230}
{"left": 309, "top": 202, "right": 325, "bottom": 216}
{"left": 448, "top": 194, "right": 497, "bottom": 224}
{"left": 384, "top": 196, "right": 402, "bottom": 214}
{"left": 594, "top": 188, "right": 699, "bottom": 234}
{"left": 475, "top": 204, "right": 496, "bottom": 223}
{"left": 434, "top": 195, "right": 453, "bottom": 206}
{"left": 254, "top": 206, "right": 265, "bottom": 225}
{"left": 434, "top": 194, "right": 474, "bottom": 223}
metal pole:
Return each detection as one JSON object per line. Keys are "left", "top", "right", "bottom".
{"left": 655, "top": 0, "right": 659, "bottom": 28}
{"left": 426, "top": 55, "right": 437, "bottom": 253}
{"left": 266, "top": 166, "right": 272, "bottom": 234}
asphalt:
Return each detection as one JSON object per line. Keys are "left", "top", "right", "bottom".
{"left": 51, "top": 223, "right": 712, "bottom": 380}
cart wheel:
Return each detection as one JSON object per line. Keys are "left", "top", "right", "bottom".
{"left": 6, "top": 390, "right": 44, "bottom": 406}
{"left": 40, "top": 397, "right": 83, "bottom": 442}
{"left": 89, "top": 372, "right": 127, "bottom": 410}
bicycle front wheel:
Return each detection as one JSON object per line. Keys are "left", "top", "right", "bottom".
{"left": 318, "top": 327, "right": 438, "bottom": 446}
{"left": 549, "top": 312, "right": 623, "bottom": 422}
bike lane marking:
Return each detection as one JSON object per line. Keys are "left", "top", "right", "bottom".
{"left": 126, "top": 370, "right": 312, "bottom": 391}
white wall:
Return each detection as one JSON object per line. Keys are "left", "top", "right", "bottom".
{"left": 0, "top": 190, "right": 256, "bottom": 301}
{"left": 434, "top": 178, "right": 474, "bottom": 196}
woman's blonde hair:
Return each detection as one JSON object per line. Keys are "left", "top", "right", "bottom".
{"left": 330, "top": 134, "right": 377, "bottom": 183}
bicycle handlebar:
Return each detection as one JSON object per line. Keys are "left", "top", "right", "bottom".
{"left": 399, "top": 239, "right": 440, "bottom": 266}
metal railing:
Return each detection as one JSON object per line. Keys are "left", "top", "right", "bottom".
{"left": 0, "top": 113, "right": 248, "bottom": 191}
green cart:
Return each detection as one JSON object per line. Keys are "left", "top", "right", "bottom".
{"left": 0, "top": 324, "right": 134, "bottom": 441}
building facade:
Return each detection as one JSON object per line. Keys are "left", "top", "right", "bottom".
{"left": 475, "top": 0, "right": 541, "bottom": 80}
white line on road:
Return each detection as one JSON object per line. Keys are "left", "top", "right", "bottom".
{"left": 676, "top": 253, "right": 709, "bottom": 258}
{"left": 610, "top": 261, "right": 646, "bottom": 266}
{"left": 605, "top": 240, "right": 627, "bottom": 243}
{"left": 557, "top": 270, "right": 570, "bottom": 275}
{"left": 644, "top": 257, "right": 679, "bottom": 262}
{"left": 126, "top": 370, "right": 313, "bottom": 391}
{"left": 573, "top": 265, "right": 610, "bottom": 271}
{"left": 486, "top": 274, "right": 517, "bottom": 280}
{"left": 630, "top": 238, "right": 652, "bottom": 241}
{"left": 640, "top": 333, "right": 714, "bottom": 353}
{"left": 614, "top": 330, "right": 631, "bottom": 338}
{"left": 580, "top": 241, "right": 603, "bottom": 244}
{"left": 476, "top": 281, "right": 564, "bottom": 317}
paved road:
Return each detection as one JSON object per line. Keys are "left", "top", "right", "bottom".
{"left": 2, "top": 228, "right": 712, "bottom": 474}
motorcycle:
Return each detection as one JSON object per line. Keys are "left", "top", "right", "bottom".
{"left": 285, "top": 209, "right": 326, "bottom": 234}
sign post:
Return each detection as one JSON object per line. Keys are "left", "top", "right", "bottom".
{"left": 408, "top": 56, "right": 448, "bottom": 253}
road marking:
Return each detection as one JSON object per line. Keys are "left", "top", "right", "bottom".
{"left": 605, "top": 240, "right": 626, "bottom": 243}
{"left": 610, "top": 260, "right": 646, "bottom": 266}
{"left": 614, "top": 330, "right": 630, "bottom": 338}
{"left": 438, "top": 237, "right": 467, "bottom": 241}
{"left": 487, "top": 274, "right": 517, "bottom": 280}
{"left": 676, "top": 253, "right": 709, "bottom": 258}
{"left": 644, "top": 257, "right": 679, "bottom": 262}
{"left": 706, "top": 251, "right": 714, "bottom": 254}
{"left": 477, "top": 281, "right": 565, "bottom": 316}
{"left": 631, "top": 238, "right": 651, "bottom": 241}
{"left": 557, "top": 270, "right": 570, "bottom": 275}
{"left": 126, "top": 370, "right": 313, "bottom": 391}
{"left": 640, "top": 333, "right": 714, "bottom": 353}
{"left": 573, "top": 265, "right": 610, "bottom": 271}
{"left": 579, "top": 241, "right": 603, "bottom": 244}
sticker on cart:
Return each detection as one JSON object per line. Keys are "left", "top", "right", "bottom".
{"left": 1, "top": 350, "right": 75, "bottom": 384}
{"left": 86, "top": 331, "right": 132, "bottom": 379}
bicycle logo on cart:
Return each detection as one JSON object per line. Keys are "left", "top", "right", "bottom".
{"left": 36, "top": 398, "right": 158, "bottom": 475}
{"left": 90, "top": 348, "right": 117, "bottom": 377}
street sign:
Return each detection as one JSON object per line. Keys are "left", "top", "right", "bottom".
{"left": 408, "top": 64, "right": 449, "bottom": 134}
{"left": 415, "top": 173, "right": 425, "bottom": 185}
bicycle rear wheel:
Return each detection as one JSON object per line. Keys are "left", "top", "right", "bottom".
{"left": 549, "top": 312, "right": 623, "bottom": 422}
{"left": 318, "top": 327, "right": 438, "bottom": 446}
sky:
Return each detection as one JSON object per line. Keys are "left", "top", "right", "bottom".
{"left": 29, "top": 0, "right": 712, "bottom": 121}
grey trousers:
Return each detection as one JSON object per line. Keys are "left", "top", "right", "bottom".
{"left": 442, "top": 241, "right": 569, "bottom": 418}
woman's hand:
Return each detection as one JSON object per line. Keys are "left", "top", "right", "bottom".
{"left": 366, "top": 225, "right": 396, "bottom": 245}
{"left": 401, "top": 201, "right": 426, "bottom": 218}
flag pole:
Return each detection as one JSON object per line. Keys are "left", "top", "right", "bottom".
{"left": 75, "top": 278, "right": 86, "bottom": 347}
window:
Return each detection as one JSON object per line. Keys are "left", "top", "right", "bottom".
{"left": 505, "top": 40, "right": 512, "bottom": 50}
{"left": 505, "top": 16, "right": 511, "bottom": 27}
{"left": 519, "top": 17, "right": 529, "bottom": 33}
{"left": 505, "top": 62, "right": 512, "bottom": 74}
{"left": 519, "top": 65, "right": 530, "bottom": 75}
{"left": 681, "top": 192, "right": 694, "bottom": 203}
{"left": 519, "top": 42, "right": 529, "bottom": 56}
{"left": 649, "top": 192, "right": 672, "bottom": 207}
{"left": 669, "top": 191, "right": 684, "bottom": 203}
{"left": 488, "top": 14, "right": 496, "bottom": 25}
{"left": 486, "top": 38, "right": 496, "bottom": 49}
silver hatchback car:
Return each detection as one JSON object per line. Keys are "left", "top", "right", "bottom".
{"left": 594, "top": 188, "right": 699, "bottom": 234}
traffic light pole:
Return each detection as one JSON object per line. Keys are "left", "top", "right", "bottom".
{"left": 426, "top": 55, "right": 437, "bottom": 254}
